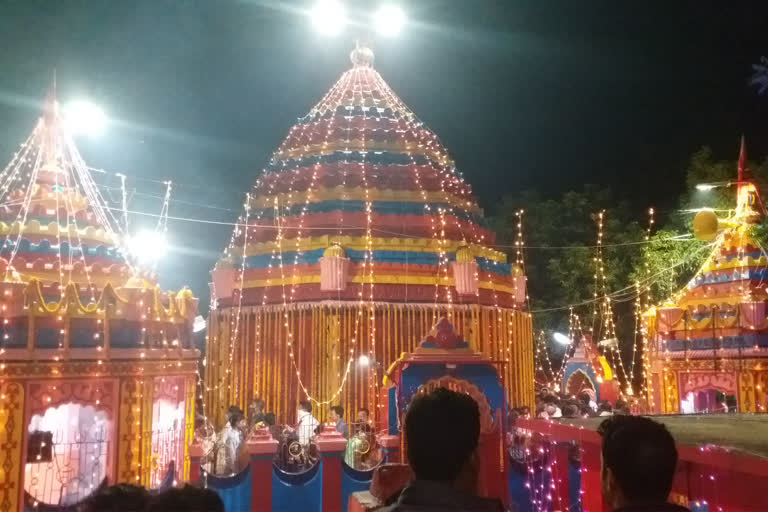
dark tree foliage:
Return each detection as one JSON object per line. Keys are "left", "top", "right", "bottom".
{"left": 492, "top": 146, "right": 768, "bottom": 379}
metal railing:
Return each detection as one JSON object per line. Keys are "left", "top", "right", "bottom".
{"left": 24, "top": 428, "right": 108, "bottom": 507}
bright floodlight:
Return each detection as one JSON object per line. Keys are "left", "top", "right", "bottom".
{"left": 553, "top": 332, "right": 572, "bottom": 345}
{"left": 358, "top": 355, "right": 370, "bottom": 367}
{"left": 374, "top": 4, "right": 406, "bottom": 37}
{"left": 311, "top": 0, "right": 346, "bottom": 36}
{"left": 127, "top": 230, "right": 168, "bottom": 264}
{"left": 696, "top": 183, "right": 716, "bottom": 192}
{"left": 63, "top": 100, "right": 107, "bottom": 137}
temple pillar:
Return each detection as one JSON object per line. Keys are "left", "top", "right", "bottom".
{"left": 579, "top": 440, "right": 607, "bottom": 512}
{"left": 246, "top": 429, "right": 279, "bottom": 512}
{"left": 553, "top": 442, "right": 571, "bottom": 512}
{"left": 0, "top": 382, "right": 24, "bottom": 512}
{"left": 738, "top": 370, "right": 756, "bottom": 412}
{"left": 188, "top": 440, "right": 203, "bottom": 483}
{"left": 315, "top": 425, "right": 348, "bottom": 512}
{"left": 378, "top": 434, "right": 400, "bottom": 464}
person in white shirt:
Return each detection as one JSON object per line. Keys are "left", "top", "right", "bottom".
{"left": 295, "top": 400, "right": 320, "bottom": 447}
{"left": 545, "top": 403, "right": 562, "bottom": 418}
{"left": 216, "top": 412, "right": 245, "bottom": 474}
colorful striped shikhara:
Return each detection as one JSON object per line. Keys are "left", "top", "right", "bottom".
{"left": 208, "top": 45, "right": 533, "bottom": 427}
{"left": 645, "top": 154, "right": 768, "bottom": 413}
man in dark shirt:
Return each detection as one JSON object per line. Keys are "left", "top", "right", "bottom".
{"left": 247, "top": 398, "right": 265, "bottom": 428}
{"left": 382, "top": 388, "right": 503, "bottom": 512}
{"left": 330, "top": 405, "right": 349, "bottom": 439}
{"left": 599, "top": 416, "right": 689, "bottom": 512}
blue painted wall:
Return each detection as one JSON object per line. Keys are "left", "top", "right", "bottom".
{"left": 205, "top": 466, "right": 252, "bottom": 512}
{"left": 271, "top": 461, "right": 322, "bottom": 512}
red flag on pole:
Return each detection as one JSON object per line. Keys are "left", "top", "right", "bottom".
{"left": 738, "top": 135, "right": 747, "bottom": 183}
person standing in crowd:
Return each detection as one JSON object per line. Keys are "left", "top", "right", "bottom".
{"left": 296, "top": 400, "right": 320, "bottom": 447}
{"left": 579, "top": 391, "right": 598, "bottom": 413}
{"left": 598, "top": 401, "right": 613, "bottom": 417}
{"left": 81, "top": 483, "right": 150, "bottom": 512}
{"left": 193, "top": 414, "right": 217, "bottom": 474}
{"left": 599, "top": 416, "right": 689, "bottom": 512}
{"left": 330, "top": 405, "right": 349, "bottom": 439}
{"left": 146, "top": 484, "right": 224, "bottom": 512}
{"left": 613, "top": 399, "right": 630, "bottom": 415}
{"left": 357, "top": 407, "right": 371, "bottom": 427}
{"left": 262, "top": 412, "right": 282, "bottom": 441}
{"left": 247, "top": 397, "right": 266, "bottom": 427}
{"left": 382, "top": 387, "right": 504, "bottom": 511}
{"left": 345, "top": 423, "right": 375, "bottom": 469}
{"left": 216, "top": 412, "right": 245, "bottom": 475}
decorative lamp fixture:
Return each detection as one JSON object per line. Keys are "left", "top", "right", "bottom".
{"left": 452, "top": 244, "right": 478, "bottom": 295}
{"left": 319, "top": 243, "right": 350, "bottom": 291}
{"left": 740, "top": 301, "right": 766, "bottom": 329}
{"left": 210, "top": 264, "right": 236, "bottom": 300}
{"left": 511, "top": 263, "right": 527, "bottom": 304}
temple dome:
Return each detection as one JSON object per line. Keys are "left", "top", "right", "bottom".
{"left": 220, "top": 45, "right": 520, "bottom": 308}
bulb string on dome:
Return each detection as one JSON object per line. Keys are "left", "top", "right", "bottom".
{"left": 357, "top": 67, "right": 379, "bottom": 414}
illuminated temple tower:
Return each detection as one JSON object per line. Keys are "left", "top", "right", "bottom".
{"left": 646, "top": 147, "right": 768, "bottom": 413}
{"left": 0, "top": 92, "right": 198, "bottom": 510}
{"left": 207, "top": 45, "right": 533, "bottom": 426}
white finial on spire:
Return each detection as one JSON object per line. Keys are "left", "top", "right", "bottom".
{"left": 350, "top": 40, "right": 375, "bottom": 68}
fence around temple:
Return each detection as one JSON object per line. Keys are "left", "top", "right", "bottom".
{"left": 508, "top": 417, "right": 768, "bottom": 512}
{"left": 190, "top": 423, "right": 399, "bottom": 512}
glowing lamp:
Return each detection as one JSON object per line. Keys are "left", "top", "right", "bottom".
{"left": 740, "top": 302, "right": 766, "bottom": 329}
{"left": 452, "top": 245, "right": 478, "bottom": 295}
{"left": 511, "top": 264, "right": 527, "bottom": 304}
{"left": 63, "top": 100, "right": 107, "bottom": 137}
{"left": 311, "top": 0, "right": 347, "bottom": 36}
{"left": 358, "top": 355, "right": 370, "bottom": 367}
{"left": 374, "top": 4, "right": 406, "bottom": 37}
{"left": 126, "top": 230, "right": 167, "bottom": 264}
{"left": 553, "top": 332, "right": 572, "bottom": 345}
{"left": 211, "top": 265, "right": 236, "bottom": 300}
{"left": 319, "top": 243, "right": 350, "bottom": 291}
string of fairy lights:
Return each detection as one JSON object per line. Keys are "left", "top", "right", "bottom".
{"left": 4, "top": 62, "right": 760, "bottom": 461}
{"left": 194, "top": 42, "right": 742, "bottom": 413}
{"left": 0, "top": 98, "right": 205, "bottom": 494}
{"left": 0, "top": 120, "right": 727, "bottom": 408}
{"left": 202, "top": 50, "right": 536, "bottom": 422}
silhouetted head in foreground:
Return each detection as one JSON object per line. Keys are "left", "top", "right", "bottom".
{"left": 598, "top": 416, "right": 678, "bottom": 509}
{"left": 80, "top": 483, "right": 150, "bottom": 512}
{"left": 147, "top": 484, "right": 224, "bottom": 512}
{"left": 405, "top": 387, "right": 480, "bottom": 493}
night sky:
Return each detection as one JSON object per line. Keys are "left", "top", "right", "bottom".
{"left": 2, "top": 0, "right": 768, "bottom": 307}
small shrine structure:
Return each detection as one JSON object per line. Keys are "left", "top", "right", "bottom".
{"left": 0, "top": 90, "right": 199, "bottom": 510}
{"left": 561, "top": 335, "right": 619, "bottom": 404}
{"left": 382, "top": 317, "right": 510, "bottom": 505}
{"left": 645, "top": 143, "right": 768, "bottom": 413}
